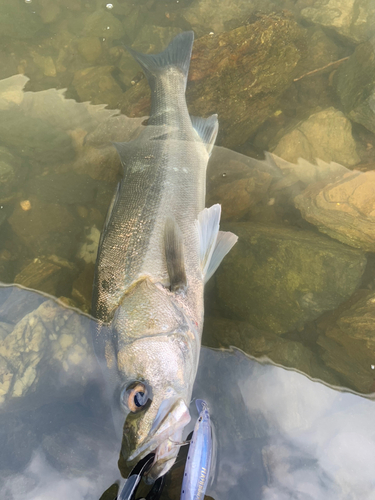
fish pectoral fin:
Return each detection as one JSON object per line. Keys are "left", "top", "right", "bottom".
{"left": 198, "top": 204, "right": 238, "bottom": 283}
{"left": 164, "top": 217, "right": 187, "bottom": 293}
{"left": 190, "top": 115, "right": 219, "bottom": 155}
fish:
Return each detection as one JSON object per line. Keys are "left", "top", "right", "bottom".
{"left": 91, "top": 31, "right": 237, "bottom": 481}
{"left": 180, "top": 399, "right": 212, "bottom": 500}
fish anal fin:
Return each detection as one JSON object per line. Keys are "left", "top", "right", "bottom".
{"left": 205, "top": 230, "right": 238, "bottom": 283}
{"left": 198, "top": 204, "right": 238, "bottom": 283}
{"left": 164, "top": 218, "right": 187, "bottom": 293}
{"left": 190, "top": 114, "right": 219, "bottom": 155}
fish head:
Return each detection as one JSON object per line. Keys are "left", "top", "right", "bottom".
{"left": 115, "top": 333, "right": 196, "bottom": 480}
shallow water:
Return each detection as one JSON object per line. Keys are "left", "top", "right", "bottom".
{"left": 0, "top": 1, "right": 375, "bottom": 498}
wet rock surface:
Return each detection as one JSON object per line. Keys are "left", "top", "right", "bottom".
{"left": 294, "top": 170, "right": 375, "bottom": 252}
{"left": 213, "top": 222, "right": 366, "bottom": 334}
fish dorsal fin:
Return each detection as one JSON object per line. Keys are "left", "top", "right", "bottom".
{"left": 127, "top": 31, "right": 194, "bottom": 90}
{"left": 198, "top": 204, "right": 238, "bottom": 283}
{"left": 164, "top": 217, "right": 187, "bottom": 293}
{"left": 190, "top": 114, "right": 219, "bottom": 155}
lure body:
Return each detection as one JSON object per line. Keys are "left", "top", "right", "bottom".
{"left": 180, "top": 399, "right": 212, "bottom": 500}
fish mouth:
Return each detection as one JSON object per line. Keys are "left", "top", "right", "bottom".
{"left": 128, "top": 397, "right": 191, "bottom": 478}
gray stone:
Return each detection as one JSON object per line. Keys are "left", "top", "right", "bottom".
{"left": 213, "top": 222, "right": 367, "bottom": 334}
{"left": 272, "top": 108, "right": 360, "bottom": 167}
{"left": 301, "top": 0, "right": 375, "bottom": 44}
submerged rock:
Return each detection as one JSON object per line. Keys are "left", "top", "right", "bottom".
{"left": 83, "top": 9, "right": 125, "bottom": 40}
{"left": 203, "top": 316, "right": 341, "bottom": 385}
{"left": 71, "top": 263, "right": 95, "bottom": 312}
{"left": 294, "top": 170, "right": 375, "bottom": 252}
{"left": 76, "top": 226, "right": 100, "bottom": 264}
{"left": 121, "top": 13, "right": 307, "bottom": 148}
{"left": 28, "top": 172, "right": 99, "bottom": 206}
{"left": 0, "top": 0, "right": 43, "bottom": 39}
{"left": 0, "top": 146, "right": 23, "bottom": 201}
{"left": 0, "top": 109, "right": 75, "bottom": 165}
{"left": 334, "top": 39, "right": 375, "bottom": 135}
{"left": 272, "top": 108, "right": 360, "bottom": 167}
{"left": 8, "top": 197, "right": 82, "bottom": 259}
{"left": 182, "top": 0, "right": 276, "bottom": 37}
{"left": 131, "top": 25, "right": 183, "bottom": 53}
{"left": 0, "top": 297, "right": 95, "bottom": 408}
{"left": 316, "top": 290, "right": 375, "bottom": 392}
{"left": 213, "top": 223, "right": 366, "bottom": 334}
{"left": 301, "top": 0, "right": 375, "bottom": 44}
{"left": 14, "top": 256, "right": 76, "bottom": 297}
{"left": 76, "top": 37, "right": 103, "bottom": 63}
{"left": 73, "top": 65, "right": 124, "bottom": 108}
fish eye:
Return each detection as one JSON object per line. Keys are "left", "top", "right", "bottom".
{"left": 121, "top": 382, "right": 150, "bottom": 413}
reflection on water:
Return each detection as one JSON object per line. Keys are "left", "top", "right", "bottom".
{"left": 0, "top": 286, "right": 374, "bottom": 499}
{"left": 0, "top": 0, "right": 375, "bottom": 497}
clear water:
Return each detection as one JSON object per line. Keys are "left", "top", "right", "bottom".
{"left": 0, "top": 1, "right": 374, "bottom": 499}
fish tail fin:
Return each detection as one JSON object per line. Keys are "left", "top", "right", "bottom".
{"left": 127, "top": 31, "right": 194, "bottom": 91}
{"left": 198, "top": 204, "right": 238, "bottom": 283}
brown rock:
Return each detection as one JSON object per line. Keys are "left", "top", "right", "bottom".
{"left": 120, "top": 13, "right": 307, "bottom": 148}
{"left": 295, "top": 170, "right": 375, "bottom": 251}
{"left": 14, "top": 257, "right": 76, "bottom": 296}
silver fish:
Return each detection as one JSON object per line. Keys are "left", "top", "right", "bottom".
{"left": 92, "top": 31, "right": 237, "bottom": 480}
{"left": 180, "top": 399, "right": 212, "bottom": 500}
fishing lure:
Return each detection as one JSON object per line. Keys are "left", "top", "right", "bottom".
{"left": 180, "top": 399, "right": 212, "bottom": 500}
